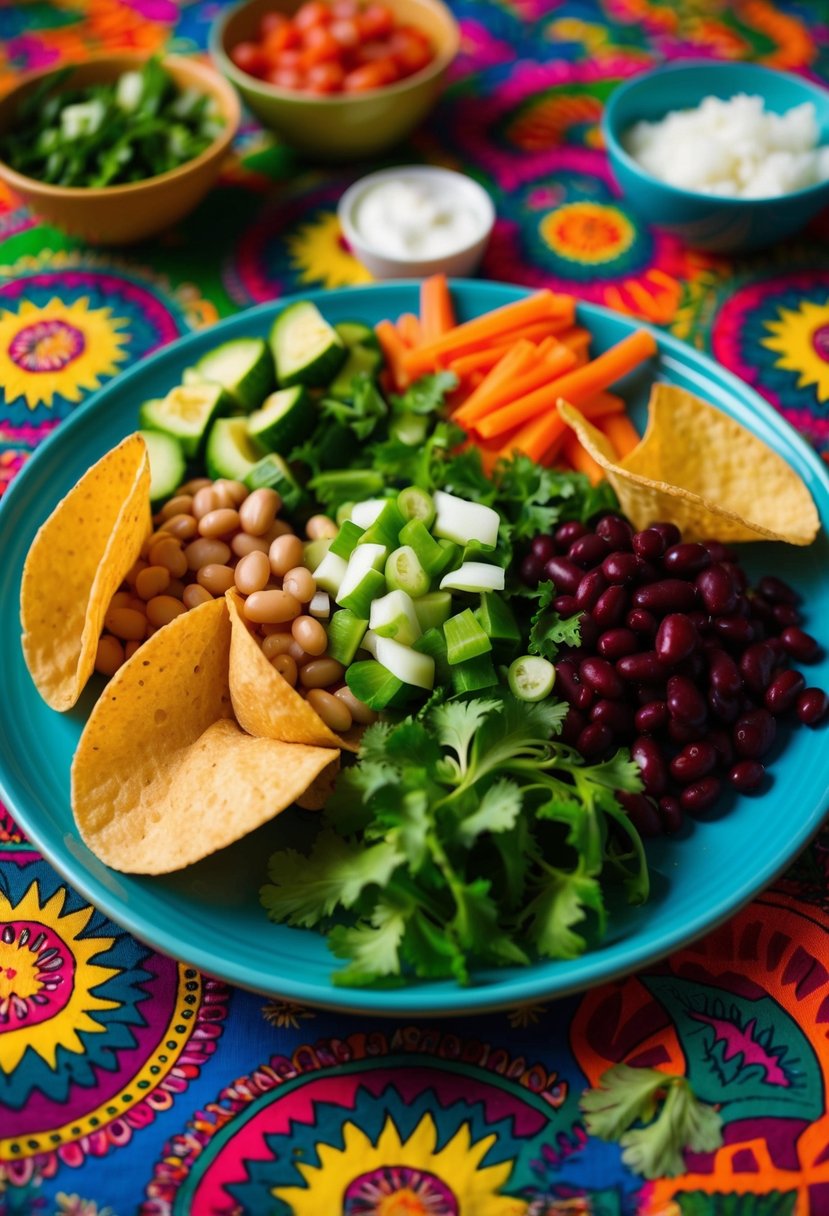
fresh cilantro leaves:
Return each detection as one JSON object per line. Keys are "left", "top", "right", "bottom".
{"left": 528, "top": 580, "right": 582, "bottom": 660}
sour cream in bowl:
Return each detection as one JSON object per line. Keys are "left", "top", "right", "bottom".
{"left": 338, "top": 166, "right": 495, "bottom": 279}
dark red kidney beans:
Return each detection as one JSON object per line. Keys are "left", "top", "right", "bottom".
{"left": 633, "top": 580, "right": 698, "bottom": 614}
{"left": 634, "top": 558, "right": 661, "bottom": 584}
{"left": 706, "top": 727, "right": 734, "bottom": 769}
{"left": 733, "top": 595, "right": 752, "bottom": 620}
{"left": 592, "top": 585, "right": 629, "bottom": 630}
{"left": 669, "top": 718, "right": 703, "bottom": 745}
{"left": 626, "top": 608, "right": 658, "bottom": 636}
{"left": 713, "top": 615, "right": 755, "bottom": 646}
{"left": 708, "top": 688, "right": 741, "bottom": 724}
{"left": 617, "top": 791, "right": 662, "bottom": 837}
{"left": 765, "top": 636, "right": 785, "bottom": 660}
{"left": 577, "top": 722, "right": 614, "bottom": 761}
{"left": 658, "top": 796, "right": 683, "bottom": 834}
{"left": 749, "top": 594, "right": 776, "bottom": 627}
{"left": 632, "top": 528, "right": 666, "bottom": 560}
{"left": 650, "top": 521, "right": 682, "bottom": 547}
{"left": 635, "top": 700, "right": 668, "bottom": 733}
{"left": 554, "top": 594, "right": 579, "bottom": 616}
{"left": 601, "top": 551, "right": 639, "bottom": 584}
{"left": 680, "top": 776, "right": 722, "bottom": 814}
{"left": 632, "top": 735, "right": 668, "bottom": 796}
{"left": 670, "top": 740, "right": 718, "bottom": 784}
{"left": 781, "top": 626, "right": 819, "bottom": 663}
{"left": 598, "top": 628, "right": 639, "bottom": 660}
{"left": 568, "top": 533, "right": 610, "bottom": 568}
{"left": 734, "top": 708, "right": 776, "bottom": 759}
{"left": 667, "top": 674, "right": 707, "bottom": 727}
{"left": 555, "top": 520, "right": 588, "bottom": 550}
{"left": 576, "top": 570, "right": 607, "bottom": 611}
{"left": 772, "top": 603, "right": 801, "bottom": 628}
{"left": 739, "top": 642, "right": 775, "bottom": 695}
{"left": 655, "top": 613, "right": 698, "bottom": 666}
{"left": 636, "top": 683, "right": 666, "bottom": 706}
{"left": 580, "top": 657, "right": 625, "bottom": 700}
{"left": 556, "top": 659, "right": 593, "bottom": 710}
{"left": 543, "top": 556, "right": 582, "bottom": 596}
{"left": 520, "top": 554, "right": 542, "bottom": 587}
{"left": 797, "top": 688, "right": 828, "bottom": 726}
{"left": 728, "top": 760, "right": 766, "bottom": 792}
{"left": 530, "top": 534, "right": 556, "bottom": 562}
{"left": 561, "top": 706, "right": 587, "bottom": 745}
{"left": 765, "top": 669, "right": 806, "bottom": 715}
{"left": 663, "top": 542, "right": 711, "bottom": 575}
{"left": 617, "top": 651, "right": 665, "bottom": 683}
{"left": 595, "top": 515, "right": 633, "bottom": 550}
{"left": 723, "top": 562, "right": 748, "bottom": 592}
{"left": 758, "top": 574, "right": 799, "bottom": 605}
{"left": 687, "top": 610, "right": 713, "bottom": 636}
{"left": 579, "top": 614, "right": 599, "bottom": 652}
{"left": 705, "top": 541, "right": 737, "bottom": 563}
{"left": 696, "top": 565, "right": 738, "bottom": 615}
{"left": 590, "top": 698, "right": 635, "bottom": 735}
{"left": 675, "top": 652, "right": 705, "bottom": 682}
{"left": 709, "top": 649, "right": 743, "bottom": 697}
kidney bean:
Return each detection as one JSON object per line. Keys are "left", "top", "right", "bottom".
{"left": 681, "top": 776, "right": 722, "bottom": 814}
{"left": 632, "top": 735, "right": 668, "bottom": 796}
{"left": 590, "top": 698, "right": 635, "bottom": 735}
{"left": 555, "top": 659, "right": 593, "bottom": 710}
{"left": 581, "top": 657, "right": 624, "bottom": 700}
{"left": 758, "top": 574, "right": 799, "bottom": 605}
{"left": 772, "top": 603, "right": 801, "bottom": 629}
{"left": 632, "top": 528, "right": 666, "bottom": 560}
{"left": 592, "top": 585, "right": 629, "bottom": 629}
{"left": 708, "top": 688, "right": 741, "bottom": 724}
{"left": 709, "top": 649, "right": 743, "bottom": 697}
{"left": 636, "top": 683, "right": 666, "bottom": 705}
{"left": 687, "top": 610, "right": 713, "bottom": 635}
{"left": 543, "top": 556, "right": 582, "bottom": 596}
{"left": 658, "top": 796, "right": 683, "bottom": 834}
{"left": 781, "top": 626, "right": 819, "bottom": 663}
{"left": 706, "top": 727, "right": 734, "bottom": 770}
{"left": 626, "top": 608, "right": 658, "bottom": 636}
{"left": 667, "top": 674, "right": 707, "bottom": 727}
{"left": 553, "top": 595, "right": 579, "bottom": 617}
{"left": 633, "top": 579, "right": 697, "bottom": 614}
{"left": 713, "top": 615, "right": 755, "bottom": 646}
{"left": 576, "top": 570, "right": 607, "bottom": 611}
{"left": 568, "top": 533, "right": 610, "bottom": 568}
{"left": 617, "top": 791, "right": 662, "bottom": 837}
{"left": 738, "top": 642, "right": 774, "bottom": 694}
{"left": 675, "top": 652, "right": 705, "bottom": 682}
{"left": 670, "top": 741, "right": 718, "bottom": 784}
{"left": 704, "top": 541, "right": 737, "bottom": 563}
{"left": 602, "top": 552, "right": 639, "bottom": 584}
{"left": 520, "top": 554, "right": 542, "bottom": 587}
{"left": 579, "top": 614, "right": 599, "bottom": 652}
{"left": 749, "top": 594, "right": 776, "bottom": 627}
{"left": 765, "top": 669, "right": 806, "bottom": 715}
{"left": 696, "top": 564, "right": 738, "bottom": 615}
{"left": 617, "top": 651, "right": 665, "bottom": 683}
{"left": 577, "top": 722, "right": 614, "bottom": 761}
{"left": 765, "top": 636, "right": 786, "bottom": 660}
{"left": 663, "top": 542, "right": 710, "bottom": 575}
{"left": 598, "top": 628, "right": 638, "bottom": 660}
{"left": 634, "top": 558, "right": 661, "bottom": 585}
{"left": 728, "top": 760, "right": 766, "bottom": 792}
{"left": 669, "top": 718, "right": 703, "bottom": 745}
{"left": 595, "top": 515, "right": 633, "bottom": 550}
{"left": 797, "top": 688, "right": 828, "bottom": 726}
{"left": 555, "top": 520, "right": 588, "bottom": 550}
{"left": 530, "top": 534, "right": 556, "bottom": 562}
{"left": 635, "top": 700, "right": 668, "bottom": 733}
{"left": 734, "top": 708, "right": 776, "bottom": 759}
{"left": 655, "top": 613, "right": 698, "bottom": 665}
{"left": 561, "top": 706, "right": 587, "bottom": 745}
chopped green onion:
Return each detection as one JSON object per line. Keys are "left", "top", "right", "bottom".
{"left": 440, "top": 562, "right": 506, "bottom": 593}
{"left": 412, "top": 591, "right": 453, "bottom": 633}
{"left": 443, "top": 608, "right": 492, "bottom": 665}
{"left": 397, "top": 519, "right": 446, "bottom": 576}
{"left": 339, "top": 569, "right": 386, "bottom": 619}
{"left": 329, "top": 520, "right": 365, "bottom": 560}
{"left": 397, "top": 486, "right": 435, "bottom": 527}
{"left": 390, "top": 412, "right": 429, "bottom": 446}
{"left": 359, "top": 499, "right": 406, "bottom": 550}
{"left": 312, "top": 550, "right": 347, "bottom": 597}
{"left": 413, "top": 627, "right": 451, "bottom": 683}
{"left": 385, "top": 546, "right": 431, "bottom": 598}
{"left": 346, "top": 661, "right": 405, "bottom": 711}
{"left": 327, "top": 609, "right": 369, "bottom": 665}
{"left": 365, "top": 632, "right": 435, "bottom": 690}
{"left": 451, "top": 652, "right": 499, "bottom": 694}
{"left": 369, "top": 589, "right": 421, "bottom": 646}
{"left": 432, "top": 489, "right": 500, "bottom": 548}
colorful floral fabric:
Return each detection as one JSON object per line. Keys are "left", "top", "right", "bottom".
{"left": 2, "top": 2, "right": 829, "bottom": 1213}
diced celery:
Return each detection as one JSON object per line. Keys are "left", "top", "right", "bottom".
{"left": 413, "top": 627, "right": 451, "bottom": 683}
{"left": 370, "top": 589, "right": 421, "bottom": 646}
{"left": 346, "top": 661, "right": 405, "bottom": 710}
{"left": 330, "top": 520, "right": 365, "bottom": 560}
{"left": 337, "top": 543, "right": 388, "bottom": 604}
{"left": 433, "top": 489, "right": 500, "bottom": 547}
{"left": 327, "top": 609, "right": 368, "bottom": 665}
{"left": 309, "top": 591, "right": 330, "bottom": 619}
{"left": 398, "top": 519, "right": 446, "bottom": 576}
{"left": 443, "top": 608, "right": 492, "bottom": 665}
{"left": 359, "top": 499, "right": 406, "bottom": 550}
{"left": 350, "top": 498, "right": 388, "bottom": 528}
{"left": 397, "top": 486, "right": 435, "bottom": 527}
{"left": 385, "top": 546, "right": 430, "bottom": 598}
{"left": 304, "top": 537, "right": 331, "bottom": 571}
{"left": 366, "top": 632, "right": 435, "bottom": 690}
{"left": 313, "top": 550, "right": 348, "bottom": 597}
{"left": 339, "top": 569, "right": 386, "bottom": 618}
{"left": 452, "top": 652, "right": 499, "bottom": 694}
{"left": 475, "top": 593, "right": 521, "bottom": 659}
{"left": 440, "top": 562, "right": 506, "bottom": 593}
{"left": 412, "top": 591, "right": 453, "bottom": 632}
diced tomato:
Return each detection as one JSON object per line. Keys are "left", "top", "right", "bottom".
{"left": 263, "top": 21, "right": 301, "bottom": 56}
{"left": 307, "top": 61, "right": 346, "bottom": 92}
{"left": 268, "top": 66, "right": 307, "bottom": 90}
{"left": 260, "top": 11, "right": 288, "bottom": 35}
{"left": 329, "top": 17, "right": 360, "bottom": 49}
{"left": 231, "top": 40, "right": 268, "bottom": 76}
{"left": 343, "top": 58, "right": 398, "bottom": 91}
{"left": 294, "top": 0, "right": 331, "bottom": 29}
{"left": 388, "top": 26, "right": 433, "bottom": 74}
{"left": 357, "top": 39, "right": 394, "bottom": 63}
{"left": 331, "top": 0, "right": 360, "bottom": 15}
{"left": 358, "top": 3, "right": 394, "bottom": 39}
{"left": 301, "top": 24, "right": 341, "bottom": 64}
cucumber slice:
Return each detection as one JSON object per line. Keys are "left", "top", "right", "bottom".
{"left": 139, "top": 383, "right": 230, "bottom": 459}
{"left": 244, "top": 453, "right": 305, "bottom": 512}
{"left": 440, "top": 562, "right": 506, "bottom": 594}
{"left": 433, "top": 489, "right": 500, "bottom": 548}
{"left": 194, "top": 337, "right": 275, "bottom": 412}
{"left": 206, "top": 416, "right": 265, "bottom": 481}
{"left": 335, "top": 320, "right": 380, "bottom": 350}
{"left": 508, "top": 655, "right": 555, "bottom": 702}
{"left": 270, "top": 300, "right": 346, "bottom": 388}
{"left": 364, "top": 631, "right": 435, "bottom": 691}
{"left": 329, "top": 520, "right": 365, "bottom": 560}
{"left": 138, "top": 429, "right": 185, "bottom": 503}
{"left": 412, "top": 591, "right": 452, "bottom": 632}
{"left": 181, "top": 366, "right": 203, "bottom": 385}
{"left": 370, "top": 590, "right": 421, "bottom": 646}
{"left": 327, "top": 609, "right": 368, "bottom": 665}
{"left": 247, "top": 386, "right": 313, "bottom": 453}
{"left": 443, "top": 608, "right": 492, "bottom": 665}
{"left": 313, "top": 550, "right": 348, "bottom": 598}
{"left": 346, "top": 661, "right": 405, "bottom": 711}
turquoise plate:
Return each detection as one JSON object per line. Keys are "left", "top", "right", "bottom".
{"left": 1, "top": 281, "right": 827, "bottom": 1016}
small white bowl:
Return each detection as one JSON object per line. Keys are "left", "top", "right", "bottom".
{"left": 338, "top": 166, "right": 495, "bottom": 280}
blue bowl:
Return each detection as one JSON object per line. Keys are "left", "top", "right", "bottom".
{"left": 602, "top": 60, "right": 829, "bottom": 253}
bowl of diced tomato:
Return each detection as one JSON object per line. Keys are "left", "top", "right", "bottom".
{"left": 210, "top": 0, "right": 459, "bottom": 159}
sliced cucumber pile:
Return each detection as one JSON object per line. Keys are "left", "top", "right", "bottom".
{"left": 138, "top": 429, "right": 186, "bottom": 503}
{"left": 206, "top": 416, "right": 264, "bottom": 481}
{"left": 139, "top": 383, "right": 230, "bottom": 458}
{"left": 270, "top": 300, "right": 346, "bottom": 388}
{"left": 193, "top": 338, "right": 275, "bottom": 412}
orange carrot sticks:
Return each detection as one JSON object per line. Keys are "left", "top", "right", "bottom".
{"left": 562, "top": 430, "right": 604, "bottom": 483}
{"left": 375, "top": 319, "right": 411, "bottom": 391}
{"left": 419, "top": 273, "right": 455, "bottom": 342}
{"left": 465, "top": 345, "right": 579, "bottom": 434}
{"left": 397, "top": 313, "right": 422, "bottom": 348}
{"left": 452, "top": 340, "right": 537, "bottom": 423}
{"left": 597, "top": 411, "right": 641, "bottom": 458}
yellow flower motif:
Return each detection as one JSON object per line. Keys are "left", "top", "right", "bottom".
{"left": 0, "top": 296, "right": 128, "bottom": 409}
{"left": 762, "top": 297, "right": 829, "bottom": 404}
{"left": 286, "top": 211, "right": 373, "bottom": 290}
{"left": 273, "top": 1112, "right": 527, "bottom": 1216}
{"left": 262, "top": 999, "right": 315, "bottom": 1029}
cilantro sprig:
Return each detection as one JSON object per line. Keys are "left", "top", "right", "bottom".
{"left": 261, "top": 697, "right": 647, "bottom": 987}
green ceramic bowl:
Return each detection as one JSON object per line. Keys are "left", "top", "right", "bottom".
{"left": 209, "top": 0, "right": 460, "bottom": 161}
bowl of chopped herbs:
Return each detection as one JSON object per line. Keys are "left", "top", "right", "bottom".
{"left": 0, "top": 53, "right": 240, "bottom": 245}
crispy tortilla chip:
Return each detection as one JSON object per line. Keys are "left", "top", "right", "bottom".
{"left": 226, "top": 589, "right": 361, "bottom": 752}
{"left": 21, "top": 433, "right": 151, "bottom": 711}
{"left": 558, "top": 386, "right": 819, "bottom": 545}
{"left": 71, "top": 598, "right": 337, "bottom": 873}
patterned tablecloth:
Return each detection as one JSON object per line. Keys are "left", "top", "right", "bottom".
{"left": 2, "top": 2, "right": 829, "bottom": 1213}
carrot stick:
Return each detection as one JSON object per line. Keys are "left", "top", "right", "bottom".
{"left": 560, "top": 327, "right": 592, "bottom": 356}
{"left": 562, "top": 430, "right": 604, "bottom": 482}
{"left": 580, "top": 392, "right": 626, "bottom": 420}
{"left": 474, "top": 330, "right": 657, "bottom": 440}
{"left": 419, "top": 273, "right": 455, "bottom": 341}
{"left": 597, "top": 411, "right": 641, "bottom": 457}
{"left": 447, "top": 329, "right": 563, "bottom": 378}
{"left": 403, "top": 291, "right": 576, "bottom": 375}
{"left": 452, "top": 340, "right": 537, "bottom": 423}
{"left": 397, "top": 313, "right": 422, "bottom": 347}
{"left": 465, "top": 345, "right": 578, "bottom": 433}
{"left": 375, "top": 319, "right": 411, "bottom": 390}
{"left": 506, "top": 410, "right": 567, "bottom": 464}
